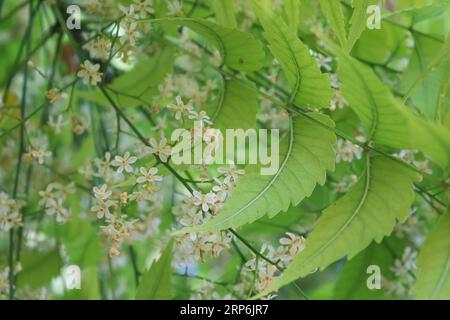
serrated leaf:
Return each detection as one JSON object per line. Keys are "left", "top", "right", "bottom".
{"left": 413, "top": 212, "right": 450, "bottom": 300}
{"left": 17, "top": 249, "right": 63, "bottom": 289}
{"left": 210, "top": 0, "right": 237, "bottom": 28}
{"left": 334, "top": 237, "right": 405, "bottom": 300}
{"left": 253, "top": 1, "right": 334, "bottom": 108}
{"left": 337, "top": 50, "right": 450, "bottom": 169}
{"left": 209, "top": 79, "right": 257, "bottom": 130}
{"left": 160, "top": 18, "right": 265, "bottom": 72}
{"left": 347, "top": 0, "right": 378, "bottom": 52}
{"left": 175, "top": 113, "right": 336, "bottom": 233}
{"left": 283, "top": 0, "right": 302, "bottom": 31}
{"left": 257, "top": 155, "right": 421, "bottom": 297}
{"left": 319, "top": 0, "right": 347, "bottom": 47}
{"left": 136, "top": 240, "right": 174, "bottom": 300}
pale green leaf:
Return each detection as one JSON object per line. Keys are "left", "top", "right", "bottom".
{"left": 210, "top": 79, "right": 258, "bottom": 130}
{"left": 136, "top": 240, "right": 174, "bottom": 300}
{"left": 160, "top": 18, "right": 265, "bottom": 72}
{"left": 257, "top": 155, "right": 421, "bottom": 297}
{"left": 319, "top": 0, "right": 347, "bottom": 47}
{"left": 413, "top": 212, "right": 450, "bottom": 300}
{"left": 175, "top": 113, "right": 336, "bottom": 233}
{"left": 210, "top": 0, "right": 237, "bottom": 28}
{"left": 17, "top": 249, "right": 63, "bottom": 289}
{"left": 253, "top": 1, "right": 334, "bottom": 108}
{"left": 346, "top": 0, "right": 378, "bottom": 52}
{"left": 284, "top": 0, "right": 302, "bottom": 32}
{"left": 334, "top": 237, "right": 405, "bottom": 299}
{"left": 337, "top": 50, "right": 450, "bottom": 169}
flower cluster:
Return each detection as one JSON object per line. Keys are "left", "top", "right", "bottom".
{"left": 38, "top": 182, "right": 74, "bottom": 223}
{"left": 88, "top": 151, "right": 164, "bottom": 256}
{"left": 0, "top": 192, "right": 22, "bottom": 231}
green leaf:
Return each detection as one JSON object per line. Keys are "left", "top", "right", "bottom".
{"left": 319, "top": 0, "right": 347, "bottom": 47}
{"left": 17, "top": 249, "right": 62, "bottom": 289}
{"left": 257, "top": 155, "right": 421, "bottom": 297}
{"left": 401, "top": 34, "right": 450, "bottom": 118}
{"left": 209, "top": 78, "right": 258, "bottom": 130}
{"left": 283, "top": 0, "right": 302, "bottom": 32}
{"left": 136, "top": 240, "right": 174, "bottom": 299}
{"left": 210, "top": 0, "right": 237, "bottom": 28}
{"left": 76, "top": 46, "right": 174, "bottom": 107}
{"left": 64, "top": 267, "right": 101, "bottom": 300}
{"left": 413, "top": 212, "right": 450, "bottom": 299}
{"left": 160, "top": 18, "right": 265, "bottom": 72}
{"left": 175, "top": 113, "right": 336, "bottom": 233}
{"left": 346, "top": 0, "right": 378, "bottom": 52}
{"left": 253, "top": 1, "right": 334, "bottom": 108}
{"left": 334, "top": 237, "right": 405, "bottom": 299}
{"left": 337, "top": 50, "right": 450, "bottom": 169}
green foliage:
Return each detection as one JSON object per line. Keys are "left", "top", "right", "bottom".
{"left": 136, "top": 240, "right": 174, "bottom": 299}
{"left": 413, "top": 212, "right": 450, "bottom": 299}
{"left": 319, "top": 0, "right": 347, "bottom": 48}
{"left": 253, "top": 1, "right": 334, "bottom": 108}
{"left": 337, "top": 49, "right": 450, "bottom": 169}
{"left": 334, "top": 237, "right": 405, "bottom": 299}
{"left": 160, "top": 18, "right": 265, "bottom": 72}
{"left": 17, "top": 249, "right": 62, "bottom": 289}
{"left": 257, "top": 155, "right": 421, "bottom": 297}
{"left": 209, "top": 79, "right": 258, "bottom": 131}
{"left": 176, "top": 114, "right": 336, "bottom": 232}
{"left": 347, "top": 0, "right": 379, "bottom": 52}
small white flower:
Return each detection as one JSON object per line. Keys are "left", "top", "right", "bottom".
{"left": 77, "top": 60, "right": 103, "bottom": 86}
{"left": 188, "top": 110, "right": 212, "bottom": 125}
{"left": 93, "top": 184, "right": 112, "bottom": 200}
{"left": 136, "top": 167, "right": 162, "bottom": 184}
{"left": 279, "top": 232, "right": 305, "bottom": 256}
{"left": 217, "top": 162, "right": 245, "bottom": 183}
{"left": 192, "top": 190, "right": 217, "bottom": 212}
{"left": 145, "top": 137, "right": 172, "bottom": 162}
{"left": 111, "top": 152, "right": 137, "bottom": 173}
{"left": 91, "top": 200, "right": 115, "bottom": 219}
{"left": 167, "top": 96, "right": 193, "bottom": 120}
{"left": 45, "top": 199, "right": 70, "bottom": 223}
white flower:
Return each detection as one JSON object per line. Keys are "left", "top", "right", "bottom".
{"left": 167, "top": 96, "right": 193, "bottom": 120}
{"left": 25, "top": 146, "right": 52, "bottom": 164}
{"left": 335, "top": 139, "right": 363, "bottom": 163}
{"left": 279, "top": 232, "right": 305, "bottom": 256}
{"left": 48, "top": 114, "right": 68, "bottom": 134}
{"left": 145, "top": 137, "right": 172, "bottom": 162}
{"left": 192, "top": 190, "right": 217, "bottom": 212}
{"left": 167, "top": 0, "right": 182, "bottom": 16}
{"left": 188, "top": 110, "right": 212, "bottom": 125}
{"left": 133, "top": 0, "right": 154, "bottom": 18}
{"left": 111, "top": 152, "right": 137, "bottom": 173}
{"left": 120, "top": 22, "right": 139, "bottom": 46}
{"left": 45, "top": 199, "right": 70, "bottom": 223}
{"left": 38, "top": 184, "right": 56, "bottom": 207}
{"left": 136, "top": 167, "right": 162, "bottom": 184}
{"left": 77, "top": 60, "right": 103, "bottom": 86}
{"left": 93, "top": 184, "right": 112, "bottom": 200}
{"left": 217, "top": 162, "right": 245, "bottom": 183}
{"left": 91, "top": 199, "right": 115, "bottom": 219}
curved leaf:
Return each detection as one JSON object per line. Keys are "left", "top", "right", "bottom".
{"left": 253, "top": 1, "right": 334, "bottom": 108}
{"left": 320, "top": 0, "right": 347, "bottom": 47}
{"left": 257, "top": 155, "right": 421, "bottom": 297}
{"left": 160, "top": 18, "right": 265, "bottom": 72}
{"left": 210, "top": 78, "right": 258, "bottom": 130}
{"left": 413, "top": 212, "right": 450, "bottom": 300}
{"left": 175, "top": 113, "right": 336, "bottom": 233}
{"left": 337, "top": 50, "right": 450, "bottom": 169}
{"left": 136, "top": 240, "right": 174, "bottom": 300}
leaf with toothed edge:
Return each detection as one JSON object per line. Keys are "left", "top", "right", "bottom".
{"left": 174, "top": 113, "right": 336, "bottom": 234}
